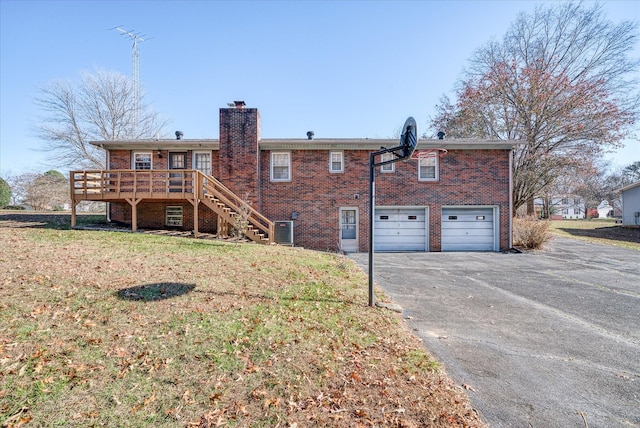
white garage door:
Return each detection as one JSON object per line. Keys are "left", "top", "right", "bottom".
{"left": 374, "top": 207, "right": 427, "bottom": 252}
{"left": 442, "top": 207, "right": 496, "bottom": 251}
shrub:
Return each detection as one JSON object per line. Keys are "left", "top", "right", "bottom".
{"left": 0, "top": 177, "right": 10, "bottom": 208}
{"left": 3, "top": 205, "right": 25, "bottom": 210}
{"left": 513, "top": 215, "right": 552, "bottom": 249}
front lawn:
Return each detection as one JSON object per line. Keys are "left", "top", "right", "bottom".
{"left": 550, "top": 219, "right": 640, "bottom": 251}
{"left": 0, "top": 216, "right": 483, "bottom": 427}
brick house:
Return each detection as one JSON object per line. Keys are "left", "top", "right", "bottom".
{"left": 71, "top": 101, "right": 517, "bottom": 252}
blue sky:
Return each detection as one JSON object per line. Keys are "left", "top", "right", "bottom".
{"left": 1, "top": 0, "right": 638, "bottom": 176}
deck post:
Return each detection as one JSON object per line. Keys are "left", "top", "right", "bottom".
{"left": 192, "top": 199, "right": 199, "bottom": 238}
{"left": 70, "top": 172, "right": 77, "bottom": 228}
{"left": 71, "top": 201, "right": 77, "bottom": 228}
{"left": 126, "top": 198, "right": 142, "bottom": 232}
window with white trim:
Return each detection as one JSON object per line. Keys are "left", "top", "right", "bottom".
{"left": 418, "top": 155, "right": 438, "bottom": 181}
{"left": 271, "top": 152, "right": 291, "bottom": 181}
{"left": 134, "top": 152, "right": 152, "bottom": 170}
{"left": 380, "top": 152, "right": 395, "bottom": 173}
{"left": 329, "top": 151, "right": 344, "bottom": 173}
{"left": 194, "top": 152, "right": 212, "bottom": 175}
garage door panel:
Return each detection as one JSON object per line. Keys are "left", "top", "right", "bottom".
{"left": 443, "top": 222, "right": 493, "bottom": 230}
{"left": 374, "top": 208, "right": 427, "bottom": 252}
{"left": 442, "top": 207, "right": 496, "bottom": 252}
{"left": 376, "top": 235, "right": 425, "bottom": 244}
{"left": 375, "top": 228, "right": 425, "bottom": 236}
{"left": 444, "top": 242, "right": 494, "bottom": 251}
{"left": 375, "top": 221, "right": 425, "bottom": 229}
{"left": 442, "top": 227, "right": 493, "bottom": 236}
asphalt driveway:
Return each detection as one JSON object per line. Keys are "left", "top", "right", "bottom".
{"left": 348, "top": 236, "right": 640, "bottom": 427}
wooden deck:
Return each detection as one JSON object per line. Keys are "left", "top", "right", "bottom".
{"left": 70, "top": 170, "right": 274, "bottom": 244}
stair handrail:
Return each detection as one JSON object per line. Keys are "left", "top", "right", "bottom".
{"left": 196, "top": 171, "right": 274, "bottom": 241}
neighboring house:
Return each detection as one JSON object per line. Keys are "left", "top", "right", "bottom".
{"left": 616, "top": 181, "right": 640, "bottom": 227}
{"left": 534, "top": 195, "right": 586, "bottom": 219}
{"left": 71, "top": 102, "right": 518, "bottom": 252}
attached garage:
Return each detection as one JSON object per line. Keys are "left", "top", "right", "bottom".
{"left": 374, "top": 207, "right": 427, "bottom": 251}
{"left": 441, "top": 207, "right": 498, "bottom": 251}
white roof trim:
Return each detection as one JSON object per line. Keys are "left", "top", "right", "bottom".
{"left": 91, "top": 138, "right": 520, "bottom": 151}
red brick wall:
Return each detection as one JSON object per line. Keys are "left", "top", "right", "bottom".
{"left": 109, "top": 201, "right": 218, "bottom": 233}
{"left": 218, "top": 107, "right": 260, "bottom": 199}
{"left": 258, "top": 149, "right": 511, "bottom": 252}
{"left": 108, "top": 146, "right": 511, "bottom": 251}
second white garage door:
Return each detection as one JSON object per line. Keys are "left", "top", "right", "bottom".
{"left": 441, "top": 207, "right": 497, "bottom": 251}
{"left": 374, "top": 207, "right": 427, "bottom": 252}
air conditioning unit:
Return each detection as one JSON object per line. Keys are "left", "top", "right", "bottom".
{"left": 274, "top": 221, "right": 294, "bottom": 245}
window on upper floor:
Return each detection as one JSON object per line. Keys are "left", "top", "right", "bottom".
{"left": 271, "top": 152, "right": 291, "bottom": 182}
{"left": 329, "top": 151, "right": 344, "bottom": 173}
{"left": 418, "top": 154, "right": 438, "bottom": 181}
{"left": 194, "top": 152, "right": 212, "bottom": 176}
{"left": 562, "top": 198, "right": 569, "bottom": 205}
{"left": 134, "top": 152, "right": 152, "bottom": 170}
{"left": 574, "top": 198, "right": 581, "bottom": 205}
{"left": 380, "top": 153, "right": 395, "bottom": 173}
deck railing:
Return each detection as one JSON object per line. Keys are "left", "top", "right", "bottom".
{"left": 71, "top": 170, "right": 196, "bottom": 200}
{"left": 70, "top": 169, "right": 274, "bottom": 243}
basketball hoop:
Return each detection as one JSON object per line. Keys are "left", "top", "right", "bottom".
{"left": 409, "top": 148, "right": 448, "bottom": 160}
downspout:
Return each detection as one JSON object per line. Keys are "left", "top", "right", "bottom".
{"left": 257, "top": 144, "right": 262, "bottom": 214}
{"left": 508, "top": 147, "right": 513, "bottom": 249}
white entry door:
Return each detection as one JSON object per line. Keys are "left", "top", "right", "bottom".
{"left": 339, "top": 208, "right": 358, "bottom": 253}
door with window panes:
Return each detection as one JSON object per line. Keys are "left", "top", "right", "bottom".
{"left": 169, "top": 152, "right": 186, "bottom": 192}
{"left": 339, "top": 208, "right": 358, "bottom": 253}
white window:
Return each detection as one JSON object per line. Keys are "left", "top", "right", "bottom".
{"left": 166, "top": 206, "right": 183, "bottom": 226}
{"left": 418, "top": 155, "right": 438, "bottom": 181}
{"left": 194, "top": 152, "right": 212, "bottom": 175}
{"left": 134, "top": 152, "right": 152, "bottom": 170}
{"left": 271, "top": 152, "right": 291, "bottom": 181}
{"left": 380, "top": 153, "right": 395, "bottom": 172}
{"left": 329, "top": 151, "right": 344, "bottom": 173}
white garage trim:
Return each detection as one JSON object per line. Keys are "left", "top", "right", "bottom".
{"left": 442, "top": 206, "right": 499, "bottom": 252}
{"left": 374, "top": 206, "right": 428, "bottom": 252}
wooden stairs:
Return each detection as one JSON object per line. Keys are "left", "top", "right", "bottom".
{"left": 198, "top": 173, "right": 274, "bottom": 245}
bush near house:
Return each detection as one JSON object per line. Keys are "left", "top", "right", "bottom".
{"left": 513, "top": 216, "right": 552, "bottom": 249}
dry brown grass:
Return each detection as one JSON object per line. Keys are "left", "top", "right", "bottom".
{"left": 0, "top": 212, "right": 484, "bottom": 427}
{"left": 550, "top": 219, "right": 640, "bottom": 251}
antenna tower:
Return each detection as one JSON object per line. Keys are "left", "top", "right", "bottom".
{"left": 112, "top": 26, "right": 151, "bottom": 136}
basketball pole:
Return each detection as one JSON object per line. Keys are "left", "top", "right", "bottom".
{"left": 366, "top": 116, "right": 417, "bottom": 307}
{"left": 368, "top": 152, "right": 376, "bottom": 307}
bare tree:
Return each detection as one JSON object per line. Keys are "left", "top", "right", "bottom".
{"left": 622, "top": 161, "right": 640, "bottom": 182}
{"left": 429, "top": 2, "right": 640, "bottom": 214}
{"left": 34, "top": 69, "right": 169, "bottom": 170}
{"left": 24, "top": 171, "right": 69, "bottom": 210}
{"left": 5, "top": 173, "right": 35, "bottom": 207}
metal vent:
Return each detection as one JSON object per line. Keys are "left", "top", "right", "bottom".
{"left": 274, "top": 221, "right": 294, "bottom": 245}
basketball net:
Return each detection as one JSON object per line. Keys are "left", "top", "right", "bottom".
{"left": 409, "top": 148, "right": 448, "bottom": 160}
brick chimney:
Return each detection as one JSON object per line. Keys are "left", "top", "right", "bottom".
{"left": 218, "top": 101, "right": 260, "bottom": 199}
